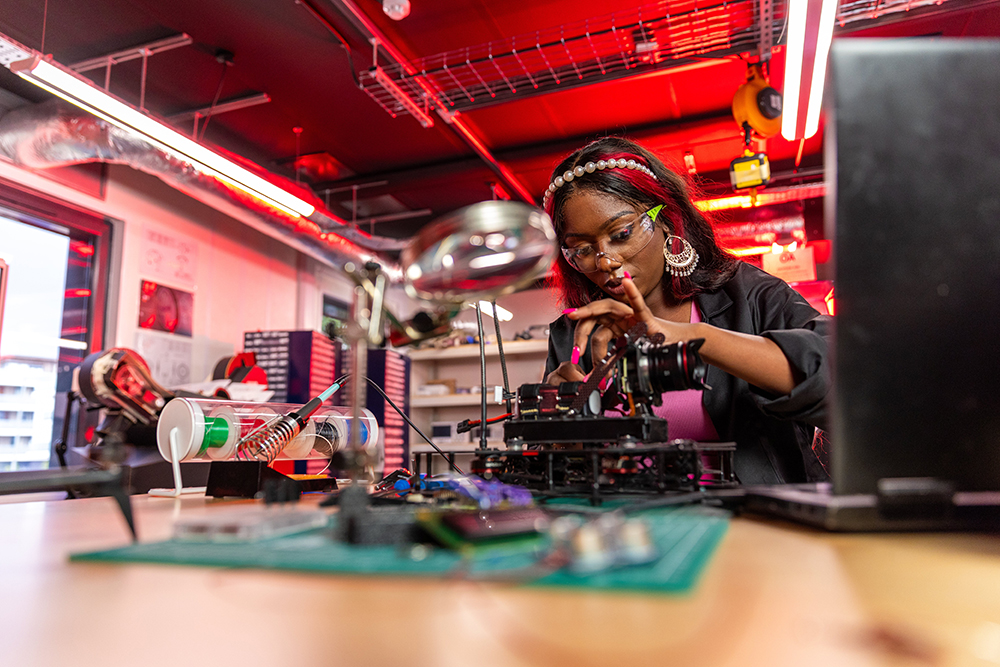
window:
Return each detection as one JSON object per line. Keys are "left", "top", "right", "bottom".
{"left": 0, "top": 181, "right": 113, "bottom": 472}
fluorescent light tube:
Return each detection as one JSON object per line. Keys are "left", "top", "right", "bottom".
{"left": 781, "top": 0, "right": 838, "bottom": 141}
{"left": 803, "top": 0, "right": 838, "bottom": 139}
{"left": 11, "top": 56, "right": 315, "bottom": 218}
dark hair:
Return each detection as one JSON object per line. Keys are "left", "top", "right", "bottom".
{"left": 543, "top": 137, "right": 737, "bottom": 308}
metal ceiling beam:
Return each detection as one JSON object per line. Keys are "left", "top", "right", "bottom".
{"left": 758, "top": 0, "right": 774, "bottom": 61}
{"left": 313, "top": 156, "right": 483, "bottom": 192}
{"left": 68, "top": 34, "right": 193, "bottom": 72}
{"left": 353, "top": 208, "right": 433, "bottom": 225}
{"left": 166, "top": 92, "right": 271, "bottom": 122}
{"left": 327, "top": 0, "right": 536, "bottom": 205}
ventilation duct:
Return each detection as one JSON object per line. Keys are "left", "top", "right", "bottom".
{"left": 0, "top": 100, "right": 402, "bottom": 280}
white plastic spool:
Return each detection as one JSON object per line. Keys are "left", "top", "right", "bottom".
{"left": 156, "top": 397, "right": 379, "bottom": 464}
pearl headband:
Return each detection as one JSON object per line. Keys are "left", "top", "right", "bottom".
{"left": 543, "top": 158, "right": 657, "bottom": 205}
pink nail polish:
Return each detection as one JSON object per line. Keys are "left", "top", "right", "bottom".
{"left": 570, "top": 346, "right": 581, "bottom": 365}
{"left": 599, "top": 377, "right": 610, "bottom": 391}
{"left": 624, "top": 271, "right": 632, "bottom": 280}
{"left": 562, "top": 308, "right": 576, "bottom": 315}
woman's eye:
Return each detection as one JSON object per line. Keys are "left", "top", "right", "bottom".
{"left": 611, "top": 226, "right": 634, "bottom": 243}
{"left": 574, "top": 246, "right": 595, "bottom": 257}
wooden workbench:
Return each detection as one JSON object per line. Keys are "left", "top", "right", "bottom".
{"left": 1, "top": 493, "right": 999, "bottom": 666}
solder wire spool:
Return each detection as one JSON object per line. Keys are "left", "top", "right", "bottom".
{"left": 284, "top": 408, "right": 379, "bottom": 461}
{"left": 156, "top": 398, "right": 378, "bottom": 464}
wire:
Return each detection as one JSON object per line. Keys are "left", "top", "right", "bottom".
{"left": 40, "top": 0, "right": 48, "bottom": 54}
{"left": 320, "top": 373, "right": 351, "bottom": 401}
{"left": 475, "top": 304, "right": 488, "bottom": 449}
{"left": 297, "top": 0, "right": 365, "bottom": 91}
{"left": 470, "top": 413, "right": 513, "bottom": 426}
{"left": 775, "top": 7, "right": 789, "bottom": 49}
{"left": 457, "top": 413, "right": 512, "bottom": 434}
{"left": 360, "top": 376, "right": 465, "bottom": 475}
{"left": 199, "top": 61, "right": 229, "bottom": 141}
{"left": 492, "top": 300, "right": 513, "bottom": 413}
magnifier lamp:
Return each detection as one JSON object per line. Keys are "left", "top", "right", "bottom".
{"left": 337, "top": 200, "right": 556, "bottom": 471}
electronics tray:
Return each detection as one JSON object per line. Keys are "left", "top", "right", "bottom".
{"left": 71, "top": 506, "right": 729, "bottom": 595}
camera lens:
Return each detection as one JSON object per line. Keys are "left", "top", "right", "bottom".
{"left": 647, "top": 339, "right": 709, "bottom": 393}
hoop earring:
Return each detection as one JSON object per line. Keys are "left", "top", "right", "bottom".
{"left": 663, "top": 235, "right": 699, "bottom": 277}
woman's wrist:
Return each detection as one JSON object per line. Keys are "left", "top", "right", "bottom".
{"left": 652, "top": 317, "right": 707, "bottom": 343}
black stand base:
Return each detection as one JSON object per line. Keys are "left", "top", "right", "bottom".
{"left": 205, "top": 461, "right": 337, "bottom": 498}
{"left": 123, "top": 454, "right": 210, "bottom": 494}
{"left": 0, "top": 467, "right": 136, "bottom": 540}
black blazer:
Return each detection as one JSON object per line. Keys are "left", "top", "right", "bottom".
{"left": 545, "top": 262, "right": 832, "bottom": 484}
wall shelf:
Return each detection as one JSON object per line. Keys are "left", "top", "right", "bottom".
{"left": 410, "top": 393, "right": 497, "bottom": 408}
{"left": 406, "top": 338, "right": 548, "bottom": 361}
{"left": 406, "top": 334, "right": 550, "bottom": 472}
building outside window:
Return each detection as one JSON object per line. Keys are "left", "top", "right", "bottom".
{"left": 0, "top": 182, "right": 112, "bottom": 472}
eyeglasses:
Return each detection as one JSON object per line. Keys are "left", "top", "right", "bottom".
{"left": 561, "top": 205, "right": 662, "bottom": 273}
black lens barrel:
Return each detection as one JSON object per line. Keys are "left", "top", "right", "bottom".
{"left": 647, "top": 338, "right": 708, "bottom": 393}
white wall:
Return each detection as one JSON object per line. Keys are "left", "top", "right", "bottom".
{"left": 0, "top": 160, "right": 360, "bottom": 386}
{"left": 107, "top": 167, "right": 304, "bottom": 383}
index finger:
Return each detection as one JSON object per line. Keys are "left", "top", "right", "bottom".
{"left": 622, "top": 277, "right": 656, "bottom": 325}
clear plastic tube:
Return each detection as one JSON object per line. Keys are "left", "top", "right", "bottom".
{"left": 156, "top": 397, "right": 379, "bottom": 464}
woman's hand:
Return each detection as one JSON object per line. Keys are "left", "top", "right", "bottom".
{"left": 561, "top": 276, "right": 802, "bottom": 395}
{"left": 567, "top": 276, "right": 802, "bottom": 395}
{"left": 545, "top": 360, "right": 587, "bottom": 386}
{"left": 567, "top": 277, "right": 695, "bottom": 367}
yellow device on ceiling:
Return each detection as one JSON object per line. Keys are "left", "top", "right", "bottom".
{"left": 732, "top": 64, "right": 783, "bottom": 138}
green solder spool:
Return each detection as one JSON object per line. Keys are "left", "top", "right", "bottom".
{"left": 196, "top": 416, "right": 232, "bottom": 456}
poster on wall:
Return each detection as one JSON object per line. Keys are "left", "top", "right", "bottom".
{"left": 139, "top": 227, "right": 198, "bottom": 290}
{"left": 138, "top": 280, "right": 193, "bottom": 336}
{"left": 761, "top": 246, "right": 817, "bottom": 284}
{"left": 134, "top": 330, "right": 192, "bottom": 388}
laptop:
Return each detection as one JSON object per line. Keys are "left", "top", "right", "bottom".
{"left": 744, "top": 39, "right": 1000, "bottom": 531}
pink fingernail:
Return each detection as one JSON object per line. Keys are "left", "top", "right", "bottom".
{"left": 562, "top": 308, "right": 576, "bottom": 315}
{"left": 599, "top": 377, "right": 610, "bottom": 391}
{"left": 570, "top": 346, "right": 581, "bottom": 365}
{"left": 624, "top": 271, "right": 632, "bottom": 280}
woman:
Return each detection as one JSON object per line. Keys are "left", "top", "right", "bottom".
{"left": 543, "top": 137, "right": 830, "bottom": 484}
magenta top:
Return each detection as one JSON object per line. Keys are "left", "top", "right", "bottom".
{"left": 651, "top": 303, "right": 719, "bottom": 440}
{"left": 605, "top": 303, "right": 719, "bottom": 441}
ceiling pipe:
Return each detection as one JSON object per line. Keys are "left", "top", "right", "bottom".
{"left": 0, "top": 100, "right": 402, "bottom": 280}
{"left": 328, "top": 0, "right": 536, "bottom": 204}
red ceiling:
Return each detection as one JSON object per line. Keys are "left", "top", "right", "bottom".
{"left": 1, "top": 0, "right": 999, "bottom": 237}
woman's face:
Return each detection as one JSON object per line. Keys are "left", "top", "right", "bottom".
{"left": 560, "top": 190, "right": 667, "bottom": 302}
